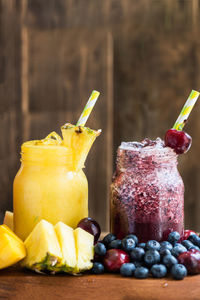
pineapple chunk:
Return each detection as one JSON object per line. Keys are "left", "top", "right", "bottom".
{"left": 0, "top": 225, "right": 26, "bottom": 269}
{"left": 74, "top": 227, "right": 94, "bottom": 273}
{"left": 61, "top": 123, "right": 101, "bottom": 170}
{"left": 3, "top": 211, "right": 14, "bottom": 231}
{"left": 21, "top": 220, "right": 62, "bottom": 272}
{"left": 0, "top": 225, "right": 24, "bottom": 245}
{"left": 54, "top": 222, "right": 76, "bottom": 273}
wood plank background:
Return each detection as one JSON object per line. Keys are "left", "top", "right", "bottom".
{"left": 1, "top": 0, "right": 200, "bottom": 232}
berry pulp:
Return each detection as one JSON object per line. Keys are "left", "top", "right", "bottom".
{"left": 110, "top": 138, "right": 184, "bottom": 242}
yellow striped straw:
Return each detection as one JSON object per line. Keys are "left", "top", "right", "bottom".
{"left": 76, "top": 90, "right": 100, "bottom": 126}
{"left": 173, "top": 90, "right": 200, "bottom": 131}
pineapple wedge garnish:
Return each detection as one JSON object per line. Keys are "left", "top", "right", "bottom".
{"left": 74, "top": 227, "right": 94, "bottom": 273}
{"left": 54, "top": 222, "right": 76, "bottom": 273}
{"left": 3, "top": 211, "right": 14, "bottom": 231}
{"left": 0, "top": 225, "right": 26, "bottom": 269}
{"left": 21, "top": 220, "right": 62, "bottom": 272}
{"left": 61, "top": 123, "right": 101, "bottom": 170}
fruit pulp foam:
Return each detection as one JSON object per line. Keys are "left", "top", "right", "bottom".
{"left": 110, "top": 138, "right": 184, "bottom": 242}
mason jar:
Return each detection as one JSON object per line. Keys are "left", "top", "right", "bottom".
{"left": 13, "top": 134, "right": 88, "bottom": 241}
{"left": 110, "top": 138, "right": 184, "bottom": 242}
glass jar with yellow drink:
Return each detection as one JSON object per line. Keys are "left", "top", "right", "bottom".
{"left": 14, "top": 126, "right": 101, "bottom": 241}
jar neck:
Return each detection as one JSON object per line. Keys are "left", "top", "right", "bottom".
{"left": 21, "top": 143, "right": 76, "bottom": 170}
{"left": 116, "top": 147, "right": 178, "bottom": 172}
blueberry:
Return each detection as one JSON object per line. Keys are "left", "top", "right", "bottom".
{"left": 151, "top": 264, "right": 167, "bottom": 278}
{"left": 102, "top": 233, "right": 116, "bottom": 246}
{"left": 159, "top": 248, "right": 171, "bottom": 257}
{"left": 120, "top": 263, "right": 135, "bottom": 277}
{"left": 91, "top": 262, "right": 104, "bottom": 274}
{"left": 134, "top": 261, "right": 145, "bottom": 268}
{"left": 171, "top": 264, "right": 187, "bottom": 280}
{"left": 122, "top": 237, "right": 136, "bottom": 252}
{"left": 162, "top": 254, "right": 178, "bottom": 268}
{"left": 146, "top": 240, "right": 160, "bottom": 251}
{"left": 130, "top": 247, "right": 145, "bottom": 262}
{"left": 138, "top": 243, "right": 146, "bottom": 249}
{"left": 126, "top": 234, "right": 138, "bottom": 246}
{"left": 168, "top": 231, "right": 180, "bottom": 244}
{"left": 187, "top": 234, "right": 199, "bottom": 243}
{"left": 108, "top": 239, "right": 122, "bottom": 249}
{"left": 94, "top": 242, "right": 107, "bottom": 256}
{"left": 181, "top": 240, "right": 194, "bottom": 249}
{"left": 134, "top": 267, "right": 149, "bottom": 279}
{"left": 160, "top": 241, "right": 173, "bottom": 251}
{"left": 188, "top": 234, "right": 200, "bottom": 247}
{"left": 171, "top": 244, "right": 187, "bottom": 257}
{"left": 144, "top": 250, "right": 160, "bottom": 266}
{"left": 188, "top": 245, "right": 200, "bottom": 251}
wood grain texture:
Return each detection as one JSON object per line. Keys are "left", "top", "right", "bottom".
{"left": 0, "top": 269, "right": 199, "bottom": 300}
{"left": 0, "top": 0, "right": 21, "bottom": 222}
{"left": 25, "top": 28, "right": 113, "bottom": 231}
{"left": 1, "top": 0, "right": 200, "bottom": 232}
{"left": 112, "top": 0, "right": 200, "bottom": 231}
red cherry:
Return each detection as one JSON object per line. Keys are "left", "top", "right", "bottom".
{"left": 179, "top": 229, "right": 196, "bottom": 242}
{"left": 103, "top": 249, "right": 130, "bottom": 272}
{"left": 165, "top": 129, "right": 192, "bottom": 154}
{"left": 178, "top": 249, "right": 200, "bottom": 274}
{"left": 77, "top": 218, "right": 101, "bottom": 244}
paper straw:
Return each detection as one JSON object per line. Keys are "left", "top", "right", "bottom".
{"left": 76, "top": 90, "right": 100, "bottom": 126}
{"left": 173, "top": 90, "right": 200, "bottom": 131}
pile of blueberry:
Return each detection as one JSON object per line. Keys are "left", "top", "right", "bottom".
{"left": 91, "top": 230, "right": 200, "bottom": 280}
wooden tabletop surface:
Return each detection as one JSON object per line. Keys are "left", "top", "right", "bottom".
{"left": 0, "top": 268, "right": 199, "bottom": 300}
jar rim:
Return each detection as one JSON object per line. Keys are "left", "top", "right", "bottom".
{"left": 119, "top": 138, "right": 177, "bottom": 159}
{"left": 22, "top": 140, "right": 72, "bottom": 153}
{"left": 21, "top": 141, "right": 74, "bottom": 167}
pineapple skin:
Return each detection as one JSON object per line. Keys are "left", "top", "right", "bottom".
{"left": 29, "top": 253, "right": 63, "bottom": 273}
{"left": 0, "top": 225, "right": 26, "bottom": 269}
{"left": 74, "top": 227, "right": 94, "bottom": 273}
{"left": 21, "top": 220, "right": 63, "bottom": 272}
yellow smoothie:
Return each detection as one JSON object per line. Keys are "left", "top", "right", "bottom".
{"left": 14, "top": 127, "right": 100, "bottom": 241}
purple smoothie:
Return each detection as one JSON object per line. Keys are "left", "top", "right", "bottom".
{"left": 110, "top": 138, "right": 184, "bottom": 242}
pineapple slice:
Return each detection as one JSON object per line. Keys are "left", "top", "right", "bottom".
{"left": 3, "top": 211, "right": 14, "bottom": 231}
{"left": 0, "top": 225, "right": 23, "bottom": 245}
{"left": 54, "top": 222, "right": 76, "bottom": 273}
{"left": 21, "top": 220, "right": 62, "bottom": 272}
{"left": 74, "top": 227, "right": 94, "bottom": 273}
{"left": 0, "top": 225, "right": 26, "bottom": 269}
{"left": 61, "top": 123, "right": 101, "bottom": 170}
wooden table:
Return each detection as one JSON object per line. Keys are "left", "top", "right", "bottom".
{"left": 0, "top": 268, "right": 199, "bottom": 300}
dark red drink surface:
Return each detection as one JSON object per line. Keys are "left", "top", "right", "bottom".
{"left": 110, "top": 138, "right": 184, "bottom": 242}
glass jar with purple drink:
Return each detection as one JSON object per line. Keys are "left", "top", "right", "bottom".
{"left": 110, "top": 138, "right": 184, "bottom": 242}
